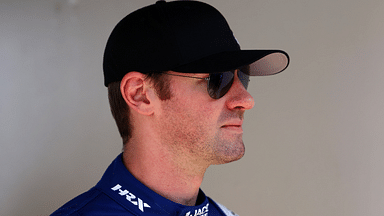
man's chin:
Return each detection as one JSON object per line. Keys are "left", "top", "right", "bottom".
{"left": 212, "top": 144, "right": 245, "bottom": 165}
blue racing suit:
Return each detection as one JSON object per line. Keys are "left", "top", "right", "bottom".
{"left": 51, "top": 153, "right": 238, "bottom": 216}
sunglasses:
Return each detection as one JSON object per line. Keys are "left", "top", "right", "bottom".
{"left": 162, "top": 67, "right": 250, "bottom": 99}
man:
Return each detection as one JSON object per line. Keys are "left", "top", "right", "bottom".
{"left": 51, "top": 0, "right": 289, "bottom": 215}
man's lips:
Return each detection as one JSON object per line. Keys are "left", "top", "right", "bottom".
{"left": 221, "top": 121, "right": 243, "bottom": 132}
{"left": 221, "top": 120, "right": 243, "bottom": 127}
{"left": 221, "top": 125, "right": 242, "bottom": 127}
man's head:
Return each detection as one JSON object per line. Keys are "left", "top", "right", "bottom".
{"left": 104, "top": 0, "right": 289, "bottom": 156}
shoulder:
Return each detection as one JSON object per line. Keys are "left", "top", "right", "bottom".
{"left": 50, "top": 187, "right": 136, "bottom": 216}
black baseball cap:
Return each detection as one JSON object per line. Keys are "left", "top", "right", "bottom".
{"left": 103, "top": 0, "right": 289, "bottom": 87}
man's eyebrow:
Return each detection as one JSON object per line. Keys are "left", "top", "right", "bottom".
{"left": 171, "top": 72, "right": 208, "bottom": 77}
{"left": 191, "top": 73, "right": 209, "bottom": 77}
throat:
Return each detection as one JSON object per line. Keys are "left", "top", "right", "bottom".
{"left": 122, "top": 148, "right": 206, "bottom": 206}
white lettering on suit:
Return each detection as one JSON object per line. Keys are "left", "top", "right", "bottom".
{"left": 111, "top": 184, "right": 151, "bottom": 212}
{"left": 185, "top": 203, "right": 209, "bottom": 216}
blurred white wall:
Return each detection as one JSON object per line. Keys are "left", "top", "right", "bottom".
{"left": 1, "top": 0, "right": 384, "bottom": 215}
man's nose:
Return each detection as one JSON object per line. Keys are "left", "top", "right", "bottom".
{"left": 225, "top": 71, "right": 255, "bottom": 110}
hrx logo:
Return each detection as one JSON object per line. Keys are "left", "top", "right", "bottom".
{"left": 111, "top": 184, "right": 151, "bottom": 212}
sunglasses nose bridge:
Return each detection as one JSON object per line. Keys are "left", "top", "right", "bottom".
{"left": 234, "top": 70, "right": 249, "bottom": 89}
{"left": 225, "top": 71, "right": 254, "bottom": 110}
{"left": 233, "top": 71, "right": 246, "bottom": 91}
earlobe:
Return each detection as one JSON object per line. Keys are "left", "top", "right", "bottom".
{"left": 120, "top": 72, "right": 155, "bottom": 116}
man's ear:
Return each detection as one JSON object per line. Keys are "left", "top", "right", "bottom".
{"left": 120, "top": 72, "right": 155, "bottom": 116}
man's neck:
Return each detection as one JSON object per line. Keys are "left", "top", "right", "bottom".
{"left": 122, "top": 136, "right": 208, "bottom": 206}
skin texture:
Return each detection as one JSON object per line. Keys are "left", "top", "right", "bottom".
{"left": 120, "top": 71, "right": 254, "bottom": 206}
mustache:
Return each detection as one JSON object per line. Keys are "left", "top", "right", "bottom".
{"left": 219, "top": 110, "right": 244, "bottom": 122}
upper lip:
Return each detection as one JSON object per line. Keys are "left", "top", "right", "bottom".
{"left": 221, "top": 120, "right": 243, "bottom": 127}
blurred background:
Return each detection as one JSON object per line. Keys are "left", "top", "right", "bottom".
{"left": 1, "top": 0, "right": 384, "bottom": 215}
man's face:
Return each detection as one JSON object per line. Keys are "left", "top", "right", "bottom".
{"left": 154, "top": 71, "right": 255, "bottom": 166}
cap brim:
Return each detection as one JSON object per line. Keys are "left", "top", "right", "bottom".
{"left": 172, "top": 50, "right": 289, "bottom": 76}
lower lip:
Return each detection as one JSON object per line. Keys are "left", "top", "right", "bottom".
{"left": 221, "top": 125, "right": 243, "bottom": 133}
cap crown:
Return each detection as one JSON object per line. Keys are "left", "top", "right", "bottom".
{"left": 103, "top": 0, "right": 239, "bottom": 86}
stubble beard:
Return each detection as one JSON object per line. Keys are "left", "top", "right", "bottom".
{"left": 157, "top": 119, "right": 246, "bottom": 171}
{"left": 210, "top": 130, "right": 245, "bottom": 165}
{"left": 157, "top": 99, "right": 246, "bottom": 169}
{"left": 166, "top": 122, "right": 246, "bottom": 166}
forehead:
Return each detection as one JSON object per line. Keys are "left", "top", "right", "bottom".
{"left": 169, "top": 64, "right": 250, "bottom": 75}
{"left": 167, "top": 71, "right": 209, "bottom": 77}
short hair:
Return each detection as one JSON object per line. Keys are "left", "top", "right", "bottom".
{"left": 108, "top": 72, "right": 172, "bottom": 145}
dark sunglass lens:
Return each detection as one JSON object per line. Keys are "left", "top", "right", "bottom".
{"left": 237, "top": 70, "right": 250, "bottom": 90}
{"left": 208, "top": 72, "right": 234, "bottom": 99}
